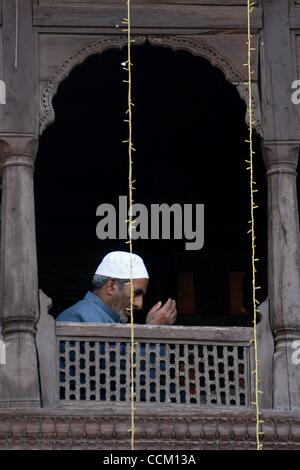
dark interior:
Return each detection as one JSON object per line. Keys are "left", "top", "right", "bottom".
{"left": 34, "top": 41, "right": 268, "bottom": 325}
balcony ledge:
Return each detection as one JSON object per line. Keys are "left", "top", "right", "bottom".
{"left": 0, "top": 407, "right": 299, "bottom": 449}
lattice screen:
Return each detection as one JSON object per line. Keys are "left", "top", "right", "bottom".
{"left": 58, "top": 340, "right": 250, "bottom": 406}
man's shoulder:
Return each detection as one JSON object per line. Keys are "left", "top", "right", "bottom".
{"left": 56, "top": 300, "right": 87, "bottom": 322}
{"left": 56, "top": 294, "right": 117, "bottom": 323}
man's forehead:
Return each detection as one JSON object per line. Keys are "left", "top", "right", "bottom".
{"left": 126, "top": 278, "right": 149, "bottom": 290}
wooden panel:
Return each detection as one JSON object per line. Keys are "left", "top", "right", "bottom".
{"left": 38, "top": 33, "right": 259, "bottom": 82}
{"left": 36, "top": 290, "right": 59, "bottom": 406}
{"left": 38, "top": 34, "right": 102, "bottom": 80}
{"left": 1, "top": 0, "right": 36, "bottom": 133}
{"left": 56, "top": 323, "right": 254, "bottom": 342}
{"left": 38, "top": 0, "right": 257, "bottom": 4}
{"left": 296, "top": 34, "right": 300, "bottom": 78}
{"left": 290, "top": 7, "right": 300, "bottom": 29}
{"left": 256, "top": 298, "right": 274, "bottom": 409}
{"left": 33, "top": 4, "right": 263, "bottom": 29}
{"left": 260, "top": 2, "right": 300, "bottom": 140}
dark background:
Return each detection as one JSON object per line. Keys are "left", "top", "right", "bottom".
{"left": 35, "top": 42, "right": 268, "bottom": 325}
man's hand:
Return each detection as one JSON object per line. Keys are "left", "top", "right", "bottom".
{"left": 146, "top": 298, "right": 177, "bottom": 325}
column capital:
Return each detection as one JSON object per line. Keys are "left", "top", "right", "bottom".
{"left": 1, "top": 317, "right": 37, "bottom": 337}
{"left": 262, "top": 140, "right": 300, "bottom": 174}
{"left": 0, "top": 134, "right": 38, "bottom": 168}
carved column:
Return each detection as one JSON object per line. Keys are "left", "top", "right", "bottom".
{"left": 263, "top": 141, "right": 300, "bottom": 410}
{"left": 0, "top": 135, "right": 40, "bottom": 408}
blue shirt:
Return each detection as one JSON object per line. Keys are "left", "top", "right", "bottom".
{"left": 56, "top": 291, "right": 121, "bottom": 323}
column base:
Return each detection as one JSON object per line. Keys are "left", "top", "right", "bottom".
{"left": 0, "top": 332, "right": 41, "bottom": 409}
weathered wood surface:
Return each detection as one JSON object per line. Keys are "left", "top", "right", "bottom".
{"left": 259, "top": 0, "right": 300, "bottom": 411}
{"left": 38, "top": 34, "right": 136, "bottom": 81}
{"left": 38, "top": 0, "right": 257, "bottom": 4}
{"left": 38, "top": 32, "right": 258, "bottom": 81}
{"left": 0, "top": 406, "right": 299, "bottom": 418}
{"left": 0, "top": 408, "right": 299, "bottom": 449}
{"left": 290, "top": 8, "right": 300, "bottom": 29}
{"left": 262, "top": 141, "right": 300, "bottom": 412}
{"left": 0, "top": 134, "right": 40, "bottom": 409}
{"left": 256, "top": 298, "right": 274, "bottom": 409}
{"left": 260, "top": 1, "right": 300, "bottom": 140}
{"left": 56, "top": 322, "right": 253, "bottom": 342}
{"left": 1, "top": 0, "right": 36, "bottom": 133}
{"left": 295, "top": 35, "right": 300, "bottom": 79}
{"left": 33, "top": 4, "right": 262, "bottom": 29}
{"left": 36, "top": 290, "right": 58, "bottom": 408}
{"left": 38, "top": 32, "right": 260, "bottom": 135}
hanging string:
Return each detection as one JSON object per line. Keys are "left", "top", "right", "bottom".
{"left": 245, "top": 1, "right": 263, "bottom": 450}
{"left": 119, "top": 0, "right": 263, "bottom": 452}
{"left": 14, "top": 0, "right": 19, "bottom": 68}
{"left": 122, "top": 0, "right": 136, "bottom": 451}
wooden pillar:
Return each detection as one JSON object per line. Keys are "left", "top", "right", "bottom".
{"left": 261, "top": 0, "right": 300, "bottom": 409}
{"left": 0, "top": 136, "right": 40, "bottom": 408}
{"left": 263, "top": 142, "right": 300, "bottom": 410}
{"left": 0, "top": 1, "right": 40, "bottom": 407}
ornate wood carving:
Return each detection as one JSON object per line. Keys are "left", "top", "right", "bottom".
{"left": 148, "top": 35, "right": 244, "bottom": 82}
{"left": 148, "top": 35, "right": 262, "bottom": 135}
{"left": 236, "top": 82, "right": 262, "bottom": 136}
{"left": 39, "top": 35, "right": 147, "bottom": 133}
{"left": 0, "top": 409, "right": 299, "bottom": 449}
{"left": 40, "top": 34, "right": 262, "bottom": 135}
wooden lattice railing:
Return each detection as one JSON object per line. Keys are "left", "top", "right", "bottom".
{"left": 36, "top": 291, "right": 274, "bottom": 409}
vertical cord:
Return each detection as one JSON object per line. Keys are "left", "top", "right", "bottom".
{"left": 120, "top": 0, "right": 263, "bottom": 451}
{"left": 122, "top": 1, "right": 136, "bottom": 450}
{"left": 246, "top": 1, "right": 263, "bottom": 451}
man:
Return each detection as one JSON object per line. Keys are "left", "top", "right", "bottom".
{"left": 56, "top": 251, "right": 177, "bottom": 325}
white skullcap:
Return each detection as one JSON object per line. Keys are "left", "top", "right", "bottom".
{"left": 95, "top": 251, "right": 149, "bottom": 279}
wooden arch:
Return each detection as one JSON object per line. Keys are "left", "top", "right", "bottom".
{"left": 39, "top": 35, "right": 262, "bottom": 135}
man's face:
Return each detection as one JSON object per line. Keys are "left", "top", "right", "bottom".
{"left": 111, "top": 278, "right": 149, "bottom": 317}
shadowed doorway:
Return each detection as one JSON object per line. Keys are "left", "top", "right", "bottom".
{"left": 35, "top": 41, "right": 267, "bottom": 325}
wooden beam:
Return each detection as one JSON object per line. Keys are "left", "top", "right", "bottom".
{"left": 38, "top": 0, "right": 257, "bottom": 4}
{"left": 261, "top": 2, "right": 300, "bottom": 139}
{"left": 290, "top": 8, "right": 300, "bottom": 29}
{"left": 56, "top": 322, "right": 253, "bottom": 342}
{"left": 33, "top": 4, "right": 262, "bottom": 29}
